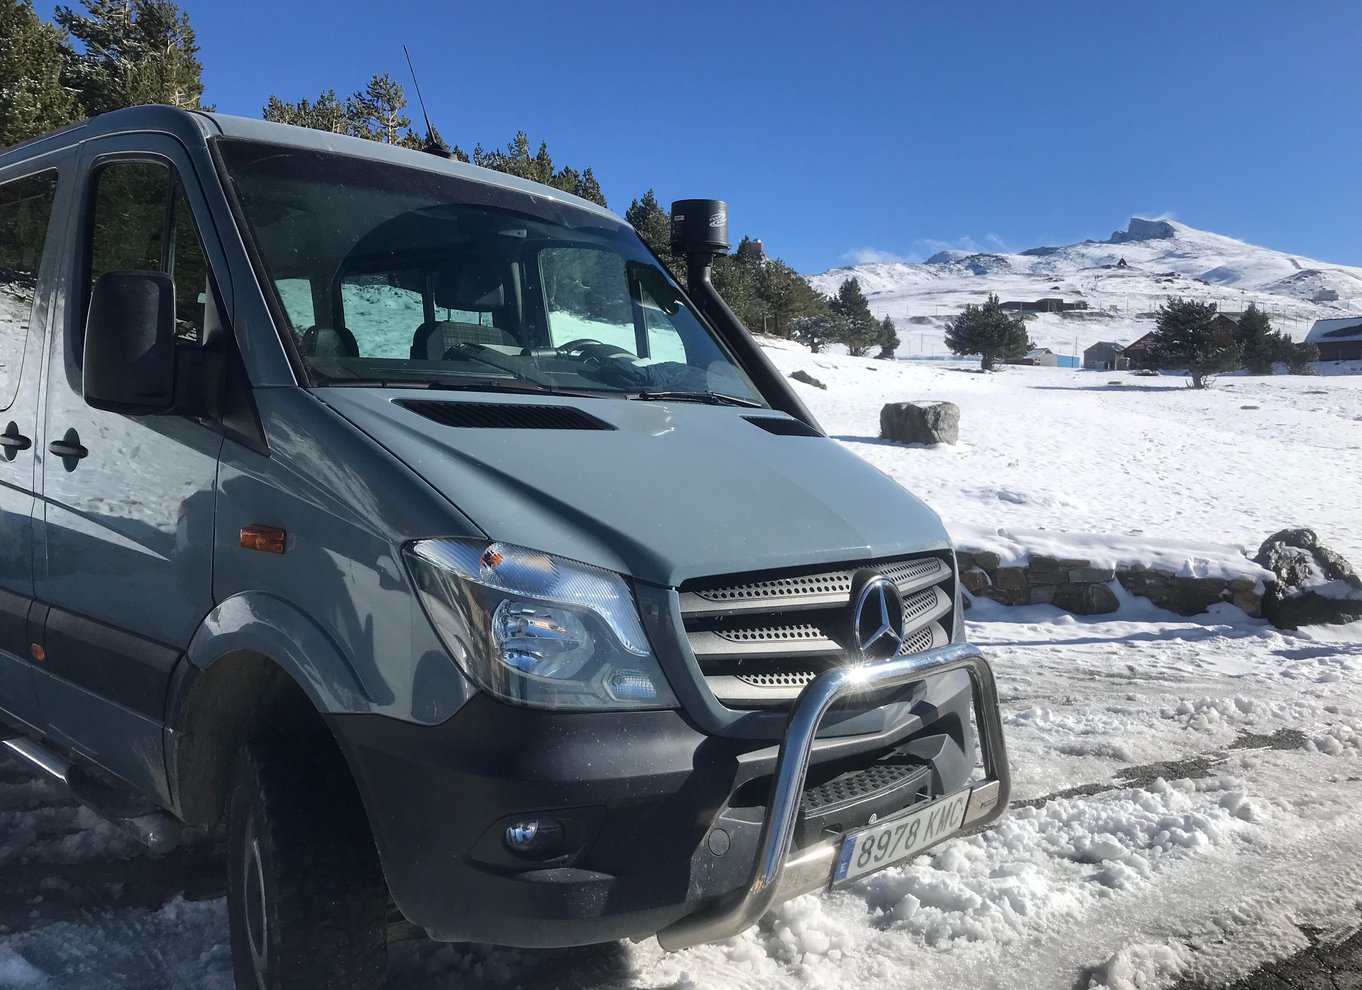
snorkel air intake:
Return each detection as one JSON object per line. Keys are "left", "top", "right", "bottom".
{"left": 668, "top": 199, "right": 820, "bottom": 432}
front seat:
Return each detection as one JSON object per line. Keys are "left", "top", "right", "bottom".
{"left": 411, "top": 261, "right": 520, "bottom": 359}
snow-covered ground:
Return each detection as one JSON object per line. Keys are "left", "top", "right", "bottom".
{"left": 807, "top": 218, "right": 1362, "bottom": 360}
{"left": 768, "top": 342, "right": 1362, "bottom": 569}
{"left": 1, "top": 344, "right": 1359, "bottom": 989}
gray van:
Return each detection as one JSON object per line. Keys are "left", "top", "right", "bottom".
{"left": 0, "top": 106, "right": 1009, "bottom": 989}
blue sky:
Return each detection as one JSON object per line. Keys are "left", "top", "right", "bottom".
{"left": 40, "top": 1, "right": 1362, "bottom": 274}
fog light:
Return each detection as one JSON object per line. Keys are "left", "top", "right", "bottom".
{"left": 504, "top": 818, "right": 564, "bottom": 859}
{"left": 605, "top": 668, "right": 659, "bottom": 703}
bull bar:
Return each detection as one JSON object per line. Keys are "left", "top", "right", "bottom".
{"left": 656, "top": 642, "right": 1011, "bottom": 951}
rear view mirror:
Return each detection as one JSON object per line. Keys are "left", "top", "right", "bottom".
{"left": 83, "top": 271, "right": 177, "bottom": 414}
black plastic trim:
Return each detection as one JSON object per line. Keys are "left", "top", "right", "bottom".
{"left": 396, "top": 399, "right": 616, "bottom": 431}
{"left": 743, "top": 415, "right": 824, "bottom": 438}
{"left": 41, "top": 606, "right": 181, "bottom": 722}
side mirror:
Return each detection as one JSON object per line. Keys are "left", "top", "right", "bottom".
{"left": 83, "top": 271, "right": 177, "bottom": 414}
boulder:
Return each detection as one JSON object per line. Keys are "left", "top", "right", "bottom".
{"left": 960, "top": 569, "right": 991, "bottom": 595}
{"left": 1117, "top": 569, "right": 1227, "bottom": 616}
{"left": 1052, "top": 582, "right": 1120, "bottom": 615}
{"left": 972, "top": 551, "right": 1001, "bottom": 572}
{"left": 1255, "top": 528, "right": 1362, "bottom": 629}
{"left": 1069, "top": 565, "right": 1117, "bottom": 584}
{"left": 790, "top": 370, "right": 826, "bottom": 390}
{"left": 993, "top": 567, "right": 1028, "bottom": 594}
{"left": 880, "top": 401, "right": 960, "bottom": 445}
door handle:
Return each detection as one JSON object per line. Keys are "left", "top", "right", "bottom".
{"left": 48, "top": 429, "right": 88, "bottom": 463}
{"left": 0, "top": 422, "right": 31, "bottom": 459}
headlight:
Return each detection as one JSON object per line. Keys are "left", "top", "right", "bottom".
{"left": 404, "top": 539, "right": 678, "bottom": 711}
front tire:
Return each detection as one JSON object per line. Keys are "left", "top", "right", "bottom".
{"left": 226, "top": 737, "right": 388, "bottom": 990}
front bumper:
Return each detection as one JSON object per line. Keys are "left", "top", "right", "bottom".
{"left": 329, "top": 643, "right": 1008, "bottom": 948}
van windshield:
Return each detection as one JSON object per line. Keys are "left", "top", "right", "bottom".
{"left": 218, "top": 139, "right": 763, "bottom": 405}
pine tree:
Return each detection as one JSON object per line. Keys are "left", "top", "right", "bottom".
{"left": 473, "top": 132, "right": 607, "bottom": 206}
{"left": 346, "top": 73, "right": 412, "bottom": 144}
{"left": 790, "top": 311, "right": 850, "bottom": 355}
{"left": 1237, "top": 302, "right": 1277, "bottom": 375}
{"left": 576, "top": 167, "right": 604, "bottom": 207}
{"left": 752, "top": 257, "right": 825, "bottom": 337}
{"left": 625, "top": 190, "right": 671, "bottom": 257}
{"left": 262, "top": 89, "right": 348, "bottom": 133}
{"left": 829, "top": 277, "right": 881, "bottom": 356}
{"left": 711, "top": 253, "right": 755, "bottom": 323}
{"left": 944, "top": 293, "right": 1031, "bottom": 371}
{"left": 0, "top": 0, "right": 79, "bottom": 147}
{"left": 876, "top": 315, "right": 900, "bottom": 360}
{"left": 1285, "top": 340, "right": 1319, "bottom": 375}
{"left": 56, "top": 0, "right": 208, "bottom": 116}
{"left": 1149, "top": 297, "right": 1243, "bottom": 388}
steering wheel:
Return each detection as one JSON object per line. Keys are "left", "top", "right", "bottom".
{"left": 557, "top": 338, "right": 634, "bottom": 362}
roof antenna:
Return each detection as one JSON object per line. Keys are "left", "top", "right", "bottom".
{"left": 403, "top": 44, "right": 452, "bottom": 159}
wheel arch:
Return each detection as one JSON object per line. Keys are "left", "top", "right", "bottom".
{"left": 168, "top": 592, "right": 376, "bottom": 827}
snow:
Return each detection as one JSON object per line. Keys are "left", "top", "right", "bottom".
{"left": 1, "top": 339, "right": 1360, "bottom": 988}
{"left": 763, "top": 340, "right": 1362, "bottom": 567}
{"left": 807, "top": 217, "right": 1362, "bottom": 362}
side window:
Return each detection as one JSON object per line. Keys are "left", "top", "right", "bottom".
{"left": 541, "top": 247, "right": 637, "bottom": 353}
{"left": 645, "top": 308, "right": 688, "bottom": 364}
{"left": 0, "top": 170, "right": 60, "bottom": 409}
{"left": 89, "top": 161, "right": 167, "bottom": 280}
{"left": 274, "top": 278, "right": 315, "bottom": 330}
{"left": 87, "top": 160, "right": 211, "bottom": 346}
{"left": 169, "top": 185, "right": 208, "bottom": 343}
{"left": 339, "top": 271, "right": 425, "bottom": 358}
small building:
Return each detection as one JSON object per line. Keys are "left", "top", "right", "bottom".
{"left": 1306, "top": 317, "right": 1362, "bottom": 362}
{"left": 999, "top": 298, "right": 1089, "bottom": 313}
{"left": 1123, "top": 331, "right": 1159, "bottom": 368}
{"left": 1209, "top": 313, "right": 1240, "bottom": 345}
{"left": 1083, "top": 341, "right": 1128, "bottom": 371}
{"left": 1010, "top": 347, "right": 1060, "bottom": 367}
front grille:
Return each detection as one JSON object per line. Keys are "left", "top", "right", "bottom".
{"left": 680, "top": 553, "right": 956, "bottom": 708}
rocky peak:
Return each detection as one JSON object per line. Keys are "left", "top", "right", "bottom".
{"left": 1107, "top": 218, "right": 1177, "bottom": 244}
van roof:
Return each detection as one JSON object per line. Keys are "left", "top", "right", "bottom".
{"left": 0, "top": 104, "right": 620, "bottom": 223}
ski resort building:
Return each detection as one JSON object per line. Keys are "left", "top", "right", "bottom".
{"left": 1083, "top": 341, "right": 1128, "bottom": 371}
{"left": 1123, "top": 331, "right": 1159, "bottom": 368}
{"left": 1306, "top": 317, "right": 1362, "bottom": 361}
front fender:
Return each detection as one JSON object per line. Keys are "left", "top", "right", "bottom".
{"left": 184, "top": 590, "right": 475, "bottom": 723}
{"left": 185, "top": 592, "right": 375, "bottom": 714}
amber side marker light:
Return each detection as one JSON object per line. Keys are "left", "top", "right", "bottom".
{"left": 29, "top": 643, "right": 44, "bottom": 662}
{"left": 241, "top": 525, "right": 287, "bottom": 554}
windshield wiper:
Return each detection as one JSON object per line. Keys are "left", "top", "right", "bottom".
{"left": 631, "top": 390, "right": 765, "bottom": 408}
{"left": 426, "top": 378, "right": 553, "bottom": 394}
{"left": 426, "top": 379, "right": 607, "bottom": 400}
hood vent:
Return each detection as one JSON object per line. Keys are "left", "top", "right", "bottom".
{"left": 744, "top": 416, "right": 823, "bottom": 438}
{"left": 397, "top": 400, "right": 616, "bottom": 431}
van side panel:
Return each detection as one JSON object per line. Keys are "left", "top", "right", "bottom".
{"left": 0, "top": 147, "right": 72, "bottom": 732}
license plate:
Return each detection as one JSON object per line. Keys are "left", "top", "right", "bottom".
{"left": 833, "top": 788, "right": 972, "bottom": 884}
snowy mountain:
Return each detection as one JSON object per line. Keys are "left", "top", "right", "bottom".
{"left": 807, "top": 218, "right": 1362, "bottom": 358}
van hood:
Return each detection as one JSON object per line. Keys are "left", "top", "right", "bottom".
{"left": 317, "top": 389, "right": 951, "bottom": 587}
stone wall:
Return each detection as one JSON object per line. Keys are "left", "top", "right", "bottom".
{"left": 957, "top": 550, "right": 1263, "bottom": 618}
